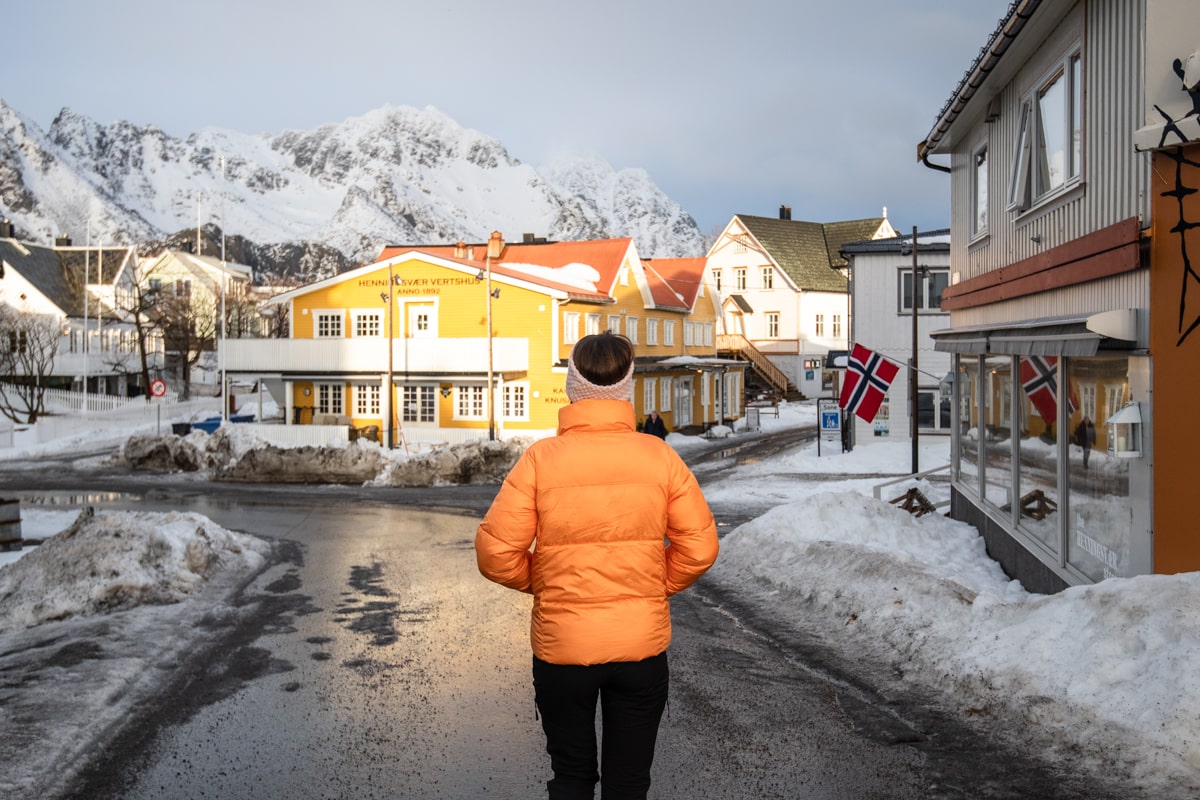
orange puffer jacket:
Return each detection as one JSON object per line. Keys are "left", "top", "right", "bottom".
{"left": 475, "top": 399, "right": 719, "bottom": 666}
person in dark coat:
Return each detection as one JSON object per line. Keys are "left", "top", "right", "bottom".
{"left": 1073, "top": 416, "right": 1097, "bottom": 468}
{"left": 643, "top": 410, "right": 668, "bottom": 439}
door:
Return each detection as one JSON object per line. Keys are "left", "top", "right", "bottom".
{"left": 675, "top": 377, "right": 693, "bottom": 428}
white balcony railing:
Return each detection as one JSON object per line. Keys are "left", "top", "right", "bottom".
{"left": 222, "top": 337, "right": 528, "bottom": 375}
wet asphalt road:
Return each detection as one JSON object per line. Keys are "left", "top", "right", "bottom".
{"left": 2, "top": 432, "right": 1125, "bottom": 799}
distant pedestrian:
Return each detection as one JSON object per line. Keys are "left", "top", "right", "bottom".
{"left": 475, "top": 332, "right": 718, "bottom": 800}
{"left": 643, "top": 410, "right": 668, "bottom": 439}
{"left": 1073, "top": 416, "right": 1096, "bottom": 468}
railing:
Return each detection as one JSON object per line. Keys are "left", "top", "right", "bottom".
{"left": 872, "top": 463, "right": 952, "bottom": 508}
{"left": 34, "top": 385, "right": 180, "bottom": 413}
{"left": 716, "top": 334, "right": 790, "bottom": 393}
{"left": 223, "top": 337, "right": 529, "bottom": 374}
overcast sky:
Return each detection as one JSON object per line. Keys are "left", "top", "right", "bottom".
{"left": 4, "top": 0, "right": 1010, "bottom": 237}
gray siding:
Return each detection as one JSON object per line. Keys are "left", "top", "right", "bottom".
{"left": 948, "top": 0, "right": 1150, "bottom": 324}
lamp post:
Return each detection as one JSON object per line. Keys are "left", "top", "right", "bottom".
{"left": 83, "top": 222, "right": 90, "bottom": 414}
{"left": 220, "top": 155, "right": 228, "bottom": 421}
{"left": 385, "top": 261, "right": 396, "bottom": 450}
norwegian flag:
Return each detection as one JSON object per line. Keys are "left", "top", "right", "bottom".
{"left": 838, "top": 343, "right": 900, "bottom": 422}
{"left": 1020, "top": 356, "right": 1078, "bottom": 423}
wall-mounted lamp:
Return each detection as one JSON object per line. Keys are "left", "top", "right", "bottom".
{"left": 490, "top": 288, "right": 501, "bottom": 298}
{"left": 1030, "top": 234, "right": 1043, "bottom": 244}
{"left": 1106, "top": 401, "right": 1143, "bottom": 458}
{"left": 439, "top": 385, "right": 452, "bottom": 398}
{"left": 379, "top": 292, "right": 389, "bottom": 303}
{"left": 393, "top": 275, "right": 404, "bottom": 285}
{"left": 475, "top": 270, "right": 486, "bottom": 281}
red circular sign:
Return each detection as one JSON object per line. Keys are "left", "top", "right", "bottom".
{"left": 150, "top": 379, "right": 167, "bottom": 398}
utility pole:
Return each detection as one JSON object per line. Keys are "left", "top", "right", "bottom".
{"left": 910, "top": 226, "right": 921, "bottom": 474}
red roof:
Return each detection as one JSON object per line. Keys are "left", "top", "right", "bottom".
{"left": 642, "top": 257, "right": 708, "bottom": 310}
{"left": 377, "top": 237, "right": 635, "bottom": 303}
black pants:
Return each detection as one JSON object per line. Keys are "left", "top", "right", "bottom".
{"left": 532, "top": 652, "right": 669, "bottom": 800}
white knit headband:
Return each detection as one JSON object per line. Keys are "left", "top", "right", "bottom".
{"left": 565, "top": 351, "right": 635, "bottom": 403}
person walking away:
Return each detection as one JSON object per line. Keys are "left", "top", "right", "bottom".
{"left": 475, "top": 332, "right": 719, "bottom": 800}
{"left": 1074, "top": 416, "right": 1097, "bottom": 468}
{"left": 642, "top": 410, "right": 668, "bottom": 439}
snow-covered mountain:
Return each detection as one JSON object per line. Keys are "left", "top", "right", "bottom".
{"left": 0, "top": 101, "right": 706, "bottom": 280}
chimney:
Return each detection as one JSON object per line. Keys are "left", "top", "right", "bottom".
{"left": 0, "top": 219, "right": 13, "bottom": 239}
{"left": 779, "top": 205, "right": 792, "bottom": 221}
{"left": 487, "top": 230, "right": 504, "bottom": 260}
{"left": 454, "top": 241, "right": 468, "bottom": 259}
{"left": 55, "top": 234, "right": 72, "bottom": 247}
{"left": 522, "top": 232, "right": 535, "bottom": 244}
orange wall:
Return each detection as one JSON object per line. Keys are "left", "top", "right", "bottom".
{"left": 1150, "top": 145, "right": 1200, "bottom": 573}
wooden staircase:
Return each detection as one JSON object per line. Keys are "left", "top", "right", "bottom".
{"left": 716, "top": 334, "right": 805, "bottom": 400}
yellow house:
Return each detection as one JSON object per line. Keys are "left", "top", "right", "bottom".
{"left": 224, "top": 231, "right": 743, "bottom": 445}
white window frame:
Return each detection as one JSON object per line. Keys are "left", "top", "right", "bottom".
{"left": 317, "top": 382, "right": 344, "bottom": 415}
{"left": 663, "top": 320, "right": 676, "bottom": 346}
{"left": 585, "top": 313, "right": 601, "bottom": 336}
{"left": 735, "top": 267, "right": 747, "bottom": 291}
{"left": 767, "top": 312, "right": 780, "bottom": 338}
{"left": 607, "top": 314, "right": 621, "bottom": 334}
{"left": 761, "top": 266, "right": 773, "bottom": 289}
{"left": 354, "top": 383, "right": 380, "bottom": 416}
{"left": 403, "top": 384, "right": 436, "bottom": 423}
{"left": 815, "top": 314, "right": 825, "bottom": 337}
{"left": 647, "top": 318, "right": 659, "bottom": 346}
{"left": 455, "top": 385, "right": 487, "bottom": 420}
{"left": 972, "top": 143, "right": 989, "bottom": 238}
{"left": 315, "top": 310, "right": 343, "bottom": 338}
{"left": 626, "top": 316, "right": 639, "bottom": 344}
{"left": 833, "top": 315, "right": 842, "bottom": 339}
{"left": 351, "top": 309, "right": 383, "bottom": 338}
{"left": 704, "top": 323, "right": 714, "bottom": 347}
{"left": 564, "top": 312, "right": 581, "bottom": 344}
{"left": 643, "top": 376, "right": 657, "bottom": 411}
{"left": 683, "top": 322, "right": 694, "bottom": 346}
{"left": 658, "top": 377, "right": 674, "bottom": 412}
{"left": 503, "top": 382, "right": 530, "bottom": 421}
{"left": 1009, "top": 49, "right": 1082, "bottom": 213}
{"left": 899, "top": 267, "right": 951, "bottom": 313}
{"left": 713, "top": 269, "right": 722, "bottom": 292}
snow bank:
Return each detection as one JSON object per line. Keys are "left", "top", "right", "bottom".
{"left": 0, "top": 508, "right": 269, "bottom": 633}
{"left": 710, "top": 491, "right": 1200, "bottom": 794}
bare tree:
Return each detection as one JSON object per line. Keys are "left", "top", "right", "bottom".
{"left": 0, "top": 304, "right": 62, "bottom": 423}
{"left": 157, "top": 290, "right": 218, "bottom": 399}
{"left": 107, "top": 266, "right": 166, "bottom": 399}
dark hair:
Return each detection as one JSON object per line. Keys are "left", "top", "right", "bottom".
{"left": 571, "top": 332, "right": 634, "bottom": 386}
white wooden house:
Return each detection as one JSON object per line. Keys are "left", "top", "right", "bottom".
{"left": 708, "top": 206, "right": 896, "bottom": 399}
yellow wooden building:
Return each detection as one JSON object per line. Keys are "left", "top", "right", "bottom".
{"left": 224, "top": 232, "right": 743, "bottom": 445}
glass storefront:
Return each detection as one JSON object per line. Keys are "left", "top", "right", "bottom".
{"left": 1015, "top": 356, "right": 1063, "bottom": 556}
{"left": 1065, "top": 357, "right": 1134, "bottom": 581}
{"left": 981, "top": 356, "right": 1015, "bottom": 516}
{"left": 955, "top": 358, "right": 980, "bottom": 492}
{"left": 950, "top": 352, "right": 1142, "bottom": 584}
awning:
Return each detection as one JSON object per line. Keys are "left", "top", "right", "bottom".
{"left": 931, "top": 309, "right": 1140, "bottom": 357}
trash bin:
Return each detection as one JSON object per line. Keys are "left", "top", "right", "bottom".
{"left": 172, "top": 423, "right": 192, "bottom": 436}
{"left": 0, "top": 497, "right": 21, "bottom": 552}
